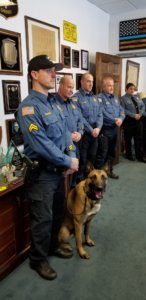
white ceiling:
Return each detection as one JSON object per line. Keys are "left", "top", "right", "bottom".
{"left": 87, "top": 0, "right": 146, "bottom": 15}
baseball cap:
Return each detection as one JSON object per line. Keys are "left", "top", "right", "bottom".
{"left": 28, "top": 55, "right": 63, "bottom": 75}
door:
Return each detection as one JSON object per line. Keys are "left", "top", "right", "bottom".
{"left": 95, "top": 52, "right": 122, "bottom": 162}
{"left": 95, "top": 52, "right": 122, "bottom": 97}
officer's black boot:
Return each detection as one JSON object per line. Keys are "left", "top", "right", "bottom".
{"left": 30, "top": 260, "right": 57, "bottom": 280}
{"left": 108, "top": 160, "right": 119, "bottom": 179}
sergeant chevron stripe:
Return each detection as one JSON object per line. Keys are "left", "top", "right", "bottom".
{"left": 28, "top": 123, "right": 39, "bottom": 132}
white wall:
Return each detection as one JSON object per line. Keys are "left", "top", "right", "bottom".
{"left": 121, "top": 57, "right": 146, "bottom": 96}
{"left": 0, "top": 0, "right": 109, "bottom": 151}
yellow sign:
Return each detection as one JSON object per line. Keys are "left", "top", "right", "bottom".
{"left": 63, "top": 20, "right": 77, "bottom": 43}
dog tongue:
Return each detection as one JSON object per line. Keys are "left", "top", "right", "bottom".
{"left": 95, "top": 191, "right": 102, "bottom": 199}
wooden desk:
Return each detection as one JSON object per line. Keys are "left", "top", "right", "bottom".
{"left": 0, "top": 180, "right": 30, "bottom": 280}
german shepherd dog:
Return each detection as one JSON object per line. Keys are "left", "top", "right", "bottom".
{"left": 58, "top": 169, "right": 107, "bottom": 259}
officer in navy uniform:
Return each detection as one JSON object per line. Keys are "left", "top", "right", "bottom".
{"left": 140, "top": 92, "right": 146, "bottom": 157}
{"left": 121, "top": 83, "right": 146, "bottom": 162}
{"left": 55, "top": 76, "right": 84, "bottom": 187}
{"left": 17, "top": 55, "right": 79, "bottom": 280}
{"left": 73, "top": 73, "right": 103, "bottom": 179}
{"left": 96, "top": 76, "right": 125, "bottom": 179}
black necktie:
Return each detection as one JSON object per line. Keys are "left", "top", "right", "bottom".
{"left": 131, "top": 96, "right": 139, "bottom": 114}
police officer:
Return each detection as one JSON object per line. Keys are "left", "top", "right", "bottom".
{"left": 140, "top": 93, "right": 146, "bottom": 157}
{"left": 73, "top": 73, "right": 103, "bottom": 179}
{"left": 96, "top": 76, "right": 125, "bottom": 179}
{"left": 55, "top": 76, "right": 84, "bottom": 187}
{"left": 121, "top": 83, "right": 146, "bottom": 162}
{"left": 17, "top": 55, "right": 79, "bottom": 280}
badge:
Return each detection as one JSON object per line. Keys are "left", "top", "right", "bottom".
{"left": 22, "top": 106, "right": 34, "bottom": 116}
{"left": 98, "top": 98, "right": 102, "bottom": 102}
{"left": 93, "top": 98, "right": 97, "bottom": 102}
{"left": 45, "top": 111, "right": 52, "bottom": 116}
{"left": 68, "top": 144, "right": 73, "bottom": 151}
{"left": 28, "top": 123, "right": 39, "bottom": 133}
{"left": 0, "top": 1, "right": 18, "bottom": 19}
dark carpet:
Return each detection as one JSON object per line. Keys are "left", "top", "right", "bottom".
{"left": 0, "top": 158, "right": 146, "bottom": 300}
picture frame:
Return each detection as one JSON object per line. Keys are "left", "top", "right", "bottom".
{"left": 6, "top": 119, "right": 23, "bottom": 146}
{"left": 55, "top": 72, "right": 73, "bottom": 92}
{"left": 0, "top": 28, "right": 23, "bottom": 75}
{"left": 72, "top": 49, "right": 79, "bottom": 68}
{"left": 81, "top": 49, "right": 89, "bottom": 71}
{"left": 125, "top": 60, "right": 140, "bottom": 90}
{"left": 76, "top": 73, "right": 83, "bottom": 90}
{"left": 61, "top": 45, "right": 71, "bottom": 68}
{"left": 25, "top": 16, "right": 60, "bottom": 62}
{"left": 2, "top": 80, "right": 21, "bottom": 114}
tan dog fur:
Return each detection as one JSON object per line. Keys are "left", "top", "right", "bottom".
{"left": 58, "top": 169, "right": 107, "bottom": 259}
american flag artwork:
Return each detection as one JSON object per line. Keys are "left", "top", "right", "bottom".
{"left": 119, "top": 18, "right": 146, "bottom": 51}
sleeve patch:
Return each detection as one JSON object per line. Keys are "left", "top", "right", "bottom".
{"left": 22, "top": 106, "right": 34, "bottom": 116}
{"left": 28, "top": 123, "right": 39, "bottom": 133}
{"left": 68, "top": 144, "right": 73, "bottom": 151}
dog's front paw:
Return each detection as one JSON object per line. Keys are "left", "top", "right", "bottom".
{"left": 86, "top": 239, "right": 95, "bottom": 247}
{"left": 78, "top": 248, "right": 90, "bottom": 259}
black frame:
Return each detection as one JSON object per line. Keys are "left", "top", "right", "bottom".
{"left": 2, "top": 80, "right": 21, "bottom": 114}
{"left": 72, "top": 49, "right": 79, "bottom": 68}
{"left": 0, "top": 28, "right": 23, "bottom": 75}
{"left": 81, "top": 49, "right": 89, "bottom": 71}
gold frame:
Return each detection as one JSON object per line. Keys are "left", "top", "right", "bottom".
{"left": 126, "top": 60, "right": 140, "bottom": 90}
{"left": 25, "top": 16, "right": 60, "bottom": 63}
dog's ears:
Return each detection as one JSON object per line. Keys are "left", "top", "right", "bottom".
{"left": 84, "top": 161, "right": 94, "bottom": 178}
{"left": 84, "top": 178, "right": 92, "bottom": 193}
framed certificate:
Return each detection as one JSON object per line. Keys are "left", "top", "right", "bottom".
{"left": 81, "top": 49, "right": 89, "bottom": 70}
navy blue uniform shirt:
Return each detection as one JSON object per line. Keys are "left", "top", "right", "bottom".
{"left": 98, "top": 92, "right": 125, "bottom": 127}
{"left": 121, "top": 94, "right": 145, "bottom": 118}
{"left": 73, "top": 88, "right": 103, "bottom": 133}
{"left": 55, "top": 94, "right": 84, "bottom": 135}
{"left": 17, "top": 90, "right": 76, "bottom": 168}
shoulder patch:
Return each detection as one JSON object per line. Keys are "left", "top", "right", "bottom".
{"left": 28, "top": 123, "right": 39, "bottom": 133}
{"left": 22, "top": 106, "right": 34, "bottom": 116}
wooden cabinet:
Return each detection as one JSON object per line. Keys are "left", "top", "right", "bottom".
{"left": 0, "top": 180, "right": 30, "bottom": 280}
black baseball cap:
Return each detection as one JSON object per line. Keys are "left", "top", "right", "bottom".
{"left": 28, "top": 55, "right": 63, "bottom": 75}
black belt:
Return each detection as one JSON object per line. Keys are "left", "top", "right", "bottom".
{"left": 37, "top": 159, "right": 65, "bottom": 173}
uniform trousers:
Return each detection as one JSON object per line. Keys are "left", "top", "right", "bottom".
{"left": 78, "top": 131, "right": 98, "bottom": 178}
{"left": 95, "top": 126, "right": 117, "bottom": 170}
{"left": 26, "top": 169, "right": 65, "bottom": 263}
{"left": 123, "top": 119, "right": 143, "bottom": 159}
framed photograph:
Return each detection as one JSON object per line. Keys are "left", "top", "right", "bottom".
{"left": 126, "top": 60, "right": 140, "bottom": 90}
{"left": 2, "top": 80, "right": 21, "bottom": 114}
{"left": 0, "top": 28, "right": 23, "bottom": 75}
{"left": 76, "top": 73, "right": 83, "bottom": 90}
{"left": 25, "top": 16, "right": 60, "bottom": 62}
{"left": 6, "top": 119, "right": 23, "bottom": 146}
{"left": 61, "top": 45, "right": 71, "bottom": 68}
{"left": 55, "top": 72, "right": 73, "bottom": 91}
{"left": 72, "top": 49, "right": 79, "bottom": 68}
{"left": 81, "top": 49, "right": 89, "bottom": 70}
